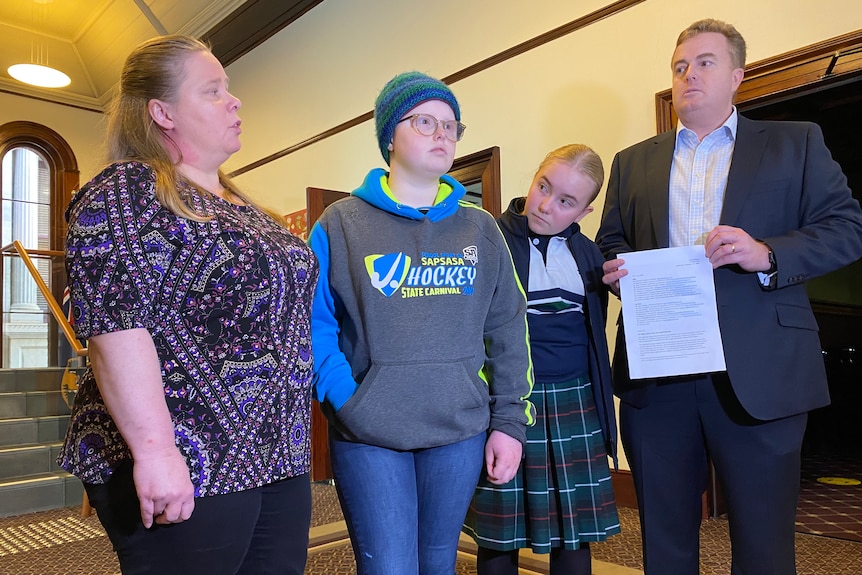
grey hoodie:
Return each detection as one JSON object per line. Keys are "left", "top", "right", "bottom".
{"left": 309, "top": 168, "right": 534, "bottom": 450}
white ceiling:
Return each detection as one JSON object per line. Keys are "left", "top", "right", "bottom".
{"left": 0, "top": 0, "right": 257, "bottom": 112}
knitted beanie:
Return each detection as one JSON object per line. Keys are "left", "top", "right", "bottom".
{"left": 374, "top": 71, "right": 460, "bottom": 165}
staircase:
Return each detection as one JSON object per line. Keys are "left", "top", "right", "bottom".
{"left": 0, "top": 367, "right": 83, "bottom": 518}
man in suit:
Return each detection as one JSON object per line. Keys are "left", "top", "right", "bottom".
{"left": 596, "top": 18, "right": 862, "bottom": 575}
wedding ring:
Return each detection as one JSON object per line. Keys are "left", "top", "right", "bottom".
{"left": 731, "top": 243, "right": 736, "bottom": 253}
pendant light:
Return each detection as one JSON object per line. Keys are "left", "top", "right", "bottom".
{"left": 8, "top": 63, "right": 70, "bottom": 88}
{"left": 7, "top": 1, "right": 71, "bottom": 89}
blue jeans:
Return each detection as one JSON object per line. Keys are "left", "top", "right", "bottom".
{"left": 330, "top": 431, "right": 485, "bottom": 575}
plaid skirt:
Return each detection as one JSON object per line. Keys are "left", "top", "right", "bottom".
{"left": 463, "top": 376, "right": 620, "bottom": 552}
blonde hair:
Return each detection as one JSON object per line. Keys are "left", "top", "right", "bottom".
{"left": 535, "top": 144, "right": 604, "bottom": 204}
{"left": 676, "top": 18, "right": 747, "bottom": 70}
{"left": 106, "top": 35, "right": 261, "bottom": 222}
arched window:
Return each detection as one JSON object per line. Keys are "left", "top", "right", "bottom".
{"left": 0, "top": 122, "right": 79, "bottom": 367}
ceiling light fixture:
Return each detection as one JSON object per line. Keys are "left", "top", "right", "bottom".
{"left": 8, "top": 63, "right": 70, "bottom": 88}
{"left": 8, "top": 1, "right": 71, "bottom": 89}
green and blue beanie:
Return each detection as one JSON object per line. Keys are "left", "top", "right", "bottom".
{"left": 374, "top": 71, "right": 460, "bottom": 165}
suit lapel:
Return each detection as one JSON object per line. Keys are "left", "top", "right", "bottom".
{"left": 721, "top": 116, "right": 768, "bottom": 225}
{"left": 647, "top": 131, "right": 675, "bottom": 248}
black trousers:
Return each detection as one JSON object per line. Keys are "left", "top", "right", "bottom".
{"left": 85, "top": 461, "right": 311, "bottom": 575}
{"left": 621, "top": 373, "right": 806, "bottom": 575}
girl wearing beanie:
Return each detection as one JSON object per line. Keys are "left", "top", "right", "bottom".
{"left": 308, "top": 71, "right": 535, "bottom": 574}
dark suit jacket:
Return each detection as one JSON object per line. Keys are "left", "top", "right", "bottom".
{"left": 596, "top": 115, "right": 862, "bottom": 421}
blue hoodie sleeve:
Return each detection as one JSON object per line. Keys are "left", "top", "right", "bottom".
{"left": 308, "top": 220, "right": 359, "bottom": 411}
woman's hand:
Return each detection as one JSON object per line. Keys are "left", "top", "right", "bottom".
{"left": 133, "top": 447, "right": 196, "bottom": 528}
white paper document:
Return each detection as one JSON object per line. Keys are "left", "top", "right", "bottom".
{"left": 619, "top": 246, "right": 726, "bottom": 379}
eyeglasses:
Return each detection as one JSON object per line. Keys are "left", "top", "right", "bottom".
{"left": 396, "top": 114, "right": 466, "bottom": 142}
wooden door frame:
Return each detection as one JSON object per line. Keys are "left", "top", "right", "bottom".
{"left": 448, "top": 146, "right": 502, "bottom": 217}
{"left": 305, "top": 187, "right": 347, "bottom": 482}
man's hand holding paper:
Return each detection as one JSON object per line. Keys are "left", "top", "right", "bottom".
{"left": 616, "top": 246, "right": 726, "bottom": 379}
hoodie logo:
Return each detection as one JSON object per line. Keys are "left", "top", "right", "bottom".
{"left": 463, "top": 246, "right": 478, "bottom": 266}
{"left": 365, "top": 252, "right": 411, "bottom": 297}
{"left": 366, "top": 248, "right": 479, "bottom": 299}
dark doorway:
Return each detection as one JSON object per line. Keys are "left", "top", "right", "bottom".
{"left": 741, "top": 77, "right": 862, "bottom": 453}
{"left": 742, "top": 78, "right": 862, "bottom": 543}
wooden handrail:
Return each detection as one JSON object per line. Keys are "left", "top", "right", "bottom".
{"left": 1, "top": 241, "right": 87, "bottom": 357}
{"left": 0, "top": 245, "right": 64, "bottom": 258}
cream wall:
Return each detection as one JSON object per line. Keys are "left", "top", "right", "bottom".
{"left": 224, "top": 0, "right": 862, "bottom": 216}
{"left": 0, "top": 91, "right": 104, "bottom": 186}
{"left": 223, "top": 0, "right": 862, "bottom": 470}
{"left": 3, "top": 0, "right": 857, "bottom": 471}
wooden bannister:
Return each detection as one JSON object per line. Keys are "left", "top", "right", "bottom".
{"left": 0, "top": 240, "right": 86, "bottom": 357}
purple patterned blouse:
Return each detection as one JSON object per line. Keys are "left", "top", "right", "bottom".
{"left": 58, "top": 162, "right": 318, "bottom": 496}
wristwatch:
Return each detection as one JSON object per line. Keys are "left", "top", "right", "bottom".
{"left": 763, "top": 244, "right": 778, "bottom": 288}
{"left": 765, "top": 246, "right": 777, "bottom": 273}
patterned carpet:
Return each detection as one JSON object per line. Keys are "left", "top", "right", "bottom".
{"left": 304, "top": 543, "right": 487, "bottom": 575}
{"left": 2, "top": 481, "right": 862, "bottom": 574}
{"left": 796, "top": 450, "right": 862, "bottom": 543}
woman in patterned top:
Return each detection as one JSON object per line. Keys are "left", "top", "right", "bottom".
{"left": 58, "top": 35, "right": 318, "bottom": 574}
{"left": 464, "top": 145, "right": 620, "bottom": 575}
